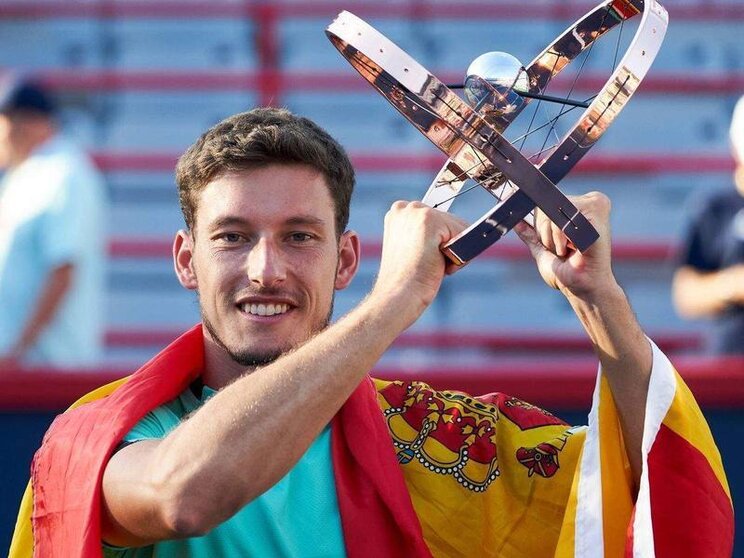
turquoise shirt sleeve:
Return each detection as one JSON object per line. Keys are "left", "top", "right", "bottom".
{"left": 122, "top": 400, "right": 188, "bottom": 443}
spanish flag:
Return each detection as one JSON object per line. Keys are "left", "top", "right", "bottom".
{"left": 555, "top": 341, "right": 734, "bottom": 558}
{"left": 10, "top": 327, "right": 733, "bottom": 557}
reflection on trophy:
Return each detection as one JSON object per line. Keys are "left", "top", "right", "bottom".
{"left": 327, "top": 0, "right": 668, "bottom": 265}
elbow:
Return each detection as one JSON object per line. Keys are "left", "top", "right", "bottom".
{"left": 148, "top": 444, "right": 268, "bottom": 537}
{"left": 160, "top": 501, "right": 213, "bottom": 539}
{"left": 155, "top": 476, "right": 246, "bottom": 538}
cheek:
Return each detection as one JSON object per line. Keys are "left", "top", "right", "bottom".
{"left": 298, "top": 261, "right": 338, "bottom": 301}
{"left": 194, "top": 256, "right": 238, "bottom": 301}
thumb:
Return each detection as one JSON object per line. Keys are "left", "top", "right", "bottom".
{"left": 514, "top": 221, "right": 562, "bottom": 274}
{"left": 513, "top": 221, "right": 544, "bottom": 259}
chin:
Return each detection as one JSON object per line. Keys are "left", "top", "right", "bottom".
{"left": 226, "top": 335, "right": 298, "bottom": 366}
{"left": 230, "top": 349, "right": 285, "bottom": 368}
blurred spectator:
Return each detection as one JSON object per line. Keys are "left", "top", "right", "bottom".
{"left": 0, "top": 78, "right": 107, "bottom": 369}
{"left": 672, "top": 96, "right": 744, "bottom": 354}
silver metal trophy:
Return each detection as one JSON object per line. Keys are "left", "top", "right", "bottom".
{"left": 326, "top": 0, "right": 668, "bottom": 264}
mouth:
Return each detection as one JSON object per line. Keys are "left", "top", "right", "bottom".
{"left": 238, "top": 301, "right": 293, "bottom": 317}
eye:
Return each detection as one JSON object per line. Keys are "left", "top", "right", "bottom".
{"left": 289, "top": 232, "right": 314, "bottom": 243}
{"left": 218, "top": 232, "right": 244, "bottom": 244}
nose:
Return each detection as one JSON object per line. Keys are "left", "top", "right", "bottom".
{"left": 247, "top": 237, "right": 287, "bottom": 288}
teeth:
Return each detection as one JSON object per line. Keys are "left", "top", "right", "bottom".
{"left": 243, "top": 303, "right": 289, "bottom": 316}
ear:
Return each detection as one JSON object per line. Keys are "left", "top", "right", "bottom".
{"left": 174, "top": 229, "right": 198, "bottom": 290}
{"left": 335, "top": 230, "right": 361, "bottom": 290}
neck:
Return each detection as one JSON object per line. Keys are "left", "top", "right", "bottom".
{"left": 201, "top": 335, "right": 257, "bottom": 390}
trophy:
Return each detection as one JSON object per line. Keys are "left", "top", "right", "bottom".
{"left": 326, "top": 0, "right": 668, "bottom": 264}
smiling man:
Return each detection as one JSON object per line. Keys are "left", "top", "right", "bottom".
{"left": 175, "top": 164, "right": 359, "bottom": 381}
{"left": 11, "top": 108, "right": 733, "bottom": 558}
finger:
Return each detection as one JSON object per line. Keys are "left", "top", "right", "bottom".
{"left": 551, "top": 222, "right": 568, "bottom": 257}
{"left": 443, "top": 212, "right": 469, "bottom": 232}
{"left": 444, "top": 258, "right": 464, "bottom": 275}
{"left": 514, "top": 220, "right": 560, "bottom": 277}
{"left": 388, "top": 199, "right": 409, "bottom": 212}
{"left": 567, "top": 191, "right": 611, "bottom": 233}
{"left": 436, "top": 212, "right": 469, "bottom": 249}
{"left": 535, "top": 209, "right": 556, "bottom": 253}
{"left": 513, "top": 221, "right": 543, "bottom": 259}
{"left": 439, "top": 214, "right": 471, "bottom": 273}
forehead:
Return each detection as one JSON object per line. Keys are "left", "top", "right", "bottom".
{"left": 195, "top": 164, "right": 336, "bottom": 229}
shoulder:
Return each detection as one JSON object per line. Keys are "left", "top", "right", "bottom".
{"left": 678, "top": 188, "right": 740, "bottom": 243}
{"left": 42, "top": 137, "right": 103, "bottom": 189}
{"left": 122, "top": 390, "right": 196, "bottom": 444}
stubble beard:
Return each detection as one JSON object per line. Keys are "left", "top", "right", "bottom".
{"left": 201, "top": 297, "right": 335, "bottom": 368}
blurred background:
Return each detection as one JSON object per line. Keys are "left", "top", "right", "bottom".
{"left": 1, "top": 0, "right": 743, "bottom": 554}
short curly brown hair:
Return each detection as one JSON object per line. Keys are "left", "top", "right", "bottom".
{"left": 175, "top": 107, "right": 355, "bottom": 236}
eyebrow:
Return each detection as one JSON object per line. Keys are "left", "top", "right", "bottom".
{"left": 208, "top": 214, "right": 328, "bottom": 231}
{"left": 285, "top": 215, "right": 327, "bottom": 228}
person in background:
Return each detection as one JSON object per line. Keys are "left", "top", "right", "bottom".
{"left": 673, "top": 96, "right": 744, "bottom": 354}
{"left": 0, "top": 78, "right": 107, "bottom": 369}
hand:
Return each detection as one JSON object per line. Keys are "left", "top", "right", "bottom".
{"left": 514, "top": 191, "right": 617, "bottom": 301}
{"left": 721, "top": 264, "right": 744, "bottom": 305}
{"left": 371, "top": 201, "right": 467, "bottom": 325}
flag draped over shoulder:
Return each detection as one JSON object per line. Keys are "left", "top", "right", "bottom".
{"left": 10, "top": 325, "right": 206, "bottom": 558}
{"left": 10, "top": 329, "right": 733, "bottom": 558}
{"left": 9, "top": 325, "right": 430, "bottom": 558}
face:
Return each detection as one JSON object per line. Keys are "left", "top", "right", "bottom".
{"left": 0, "top": 113, "right": 44, "bottom": 170}
{"left": 174, "top": 164, "right": 359, "bottom": 374}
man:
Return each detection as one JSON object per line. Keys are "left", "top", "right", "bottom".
{"left": 0, "top": 78, "right": 107, "bottom": 368}
{"left": 11, "top": 108, "right": 732, "bottom": 557}
{"left": 673, "top": 95, "right": 744, "bottom": 354}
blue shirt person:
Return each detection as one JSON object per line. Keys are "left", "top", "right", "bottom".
{"left": 0, "top": 79, "right": 107, "bottom": 368}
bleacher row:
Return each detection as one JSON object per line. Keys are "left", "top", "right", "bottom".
{"left": 1, "top": 0, "right": 741, "bottom": 365}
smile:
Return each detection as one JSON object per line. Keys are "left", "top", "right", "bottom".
{"left": 240, "top": 303, "right": 291, "bottom": 317}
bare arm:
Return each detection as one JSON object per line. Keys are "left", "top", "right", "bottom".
{"left": 563, "top": 282, "right": 651, "bottom": 487}
{"left": 0, "top": 263, "right": 73, "bottom": 366}
{"left": 672, "top": 264, "right": 744, "bottom": 318}
{"left": 102, "top": 202, "right": 465, "bottom": 547}
{"left": 516, "top": 192, "right": 651, "bottom": 487}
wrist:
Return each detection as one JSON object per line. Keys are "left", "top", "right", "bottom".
{"left": 561, "top": 275, "right": 623, "bottom": 309}
{"left": 564, "top": 281, "right": 644, "bottom": 354}
{"left": 362, "top": 286, "right": 427, "bottom": 337}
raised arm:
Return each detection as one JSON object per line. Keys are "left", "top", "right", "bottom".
{"left": 515, "top": 192, "right": 652, "bottom": 487}
{"left": 101, "top": 201, "right": 465, "bottom": 547}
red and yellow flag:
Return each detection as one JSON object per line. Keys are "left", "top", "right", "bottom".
{"left": 10, "top": 331, "right": 732, "bottom": 557}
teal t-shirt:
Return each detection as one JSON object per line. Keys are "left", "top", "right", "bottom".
{"left": 103, "top": 384, "right": 347, "bottom": 558}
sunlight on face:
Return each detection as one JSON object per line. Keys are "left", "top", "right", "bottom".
{"left": 184, "top": 164, "right": 352, "bottom": 370}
